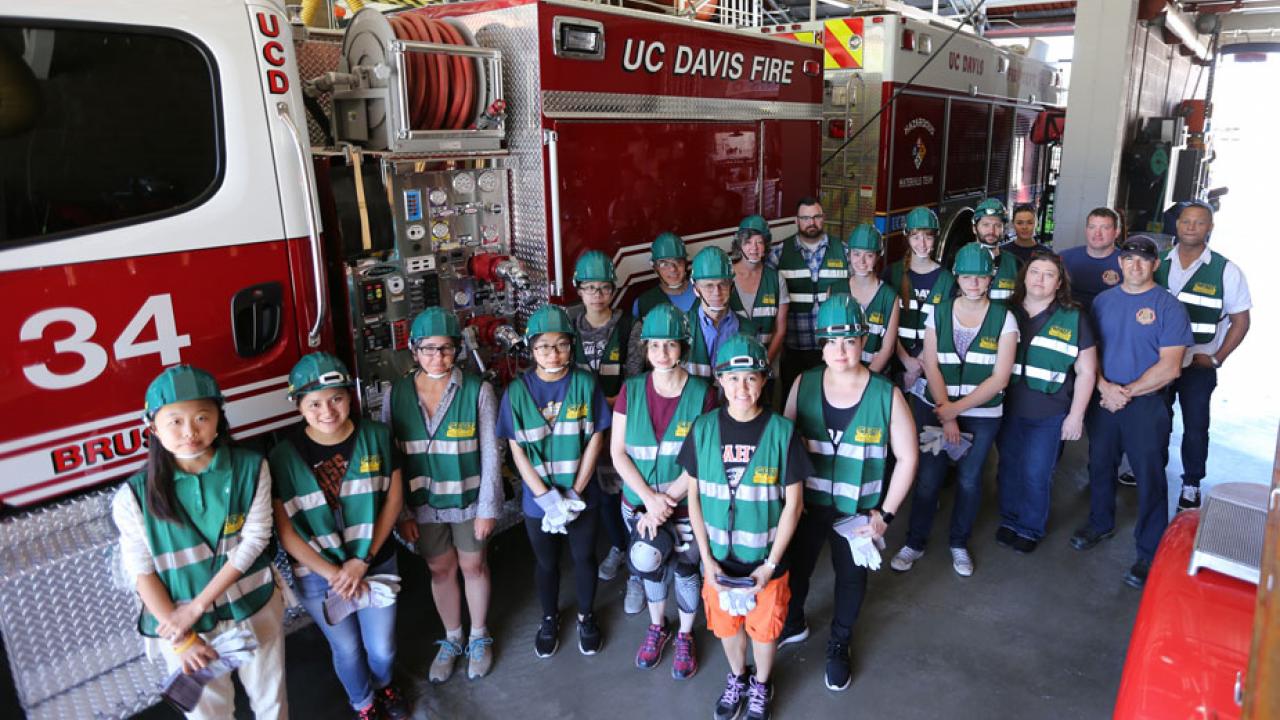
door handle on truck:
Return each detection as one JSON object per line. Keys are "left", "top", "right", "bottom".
{"left": 231, "top": 282, "right": 283, "bottom": 357}
{"left": 275, "top": 101, "right": 326, "bottom": 348}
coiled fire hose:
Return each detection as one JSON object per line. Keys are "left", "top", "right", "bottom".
{"left": 387, "top": 13, "right": 476, "bottom": 130}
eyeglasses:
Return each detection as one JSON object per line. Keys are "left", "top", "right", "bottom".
{"left": 655, "top": 259, "right": 685, "bottom": 271}
{"left": 532, "top": 340, "right": 574, "bottom": 354}
{"left": 797, "top": 214, "right": 825, "bottom": 222}
{"left": 415, "top": 344, "right": 457, "bottom": 356}
{"left": 578, "top": 283, "right": 613, "bottom": 296}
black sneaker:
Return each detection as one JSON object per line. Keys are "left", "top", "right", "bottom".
{"left": 1010, "top": 535, "right": 1039, "bottom": 554}
{"left": 713, "top": 669, "right": 751, "bottom": 720}
{"left": 995, "top": 526, "right": 1018, "bottom": 548}
{"left": 1117, "top": 472, "right": 1137, "bottom": 487}
{"left": 776, "top": 618, "right": 809, "bottom": 649}
{"left": 577, "top": 612, "right": 603, "bottom": 655}
{"left": 824, "top": 639, "right": 851, "bottom": 691}
{"left": 745, "top": 675, "right": 773, "bottom": 720}
{"left": 1124, "top": 559, "right": 1151, "bottom": 589}
{"left": 1177, "top": 484, "right": 1201, "bottom": 511}
{"left": 376, "top": 684, "right": 410, "bottom": 720}
{"left": 1069, "top": 526, "right": 1116, "bottom": 551}
{"left": 534, "top": 615, "right": 559, "bottom": 658}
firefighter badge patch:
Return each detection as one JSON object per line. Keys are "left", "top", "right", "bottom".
{"left": 912, "top": 137, "right": 927, "bottom": 169}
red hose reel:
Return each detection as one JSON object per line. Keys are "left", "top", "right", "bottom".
{"left": 387, "top": 13, "right": 475, "bottom": 131}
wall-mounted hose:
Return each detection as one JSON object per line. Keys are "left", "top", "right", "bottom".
{"left": 387, "top": 13, "right": 476, "bottom": 130}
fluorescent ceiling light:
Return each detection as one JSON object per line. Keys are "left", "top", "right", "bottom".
{"left": 819, "top": 0, "right": 851, "bottom": 7}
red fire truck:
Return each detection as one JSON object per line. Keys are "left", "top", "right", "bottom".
{"left": 760, "top": 7, "right": 1064, "bottom": 259}
{"left": 0, "top": 1, "right": 820, "bottom": 716}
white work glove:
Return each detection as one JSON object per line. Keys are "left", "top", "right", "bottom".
{"left": 942, "top": 432, "right": 975, "bottom": 462}
{"left": 729, "top": 587, "right": 757, "bottom": 616}
{"left": 535, "top": 489, "right": 571, "bottom": 534}
{"left": 323, "top": 574, "right": 402, "bottom": 625}
{"left": 833, "top": 515, "right": 885, "bottom": 571}
{"left": 563, "top": 488, "right": 587, "bottom": 524}
{"left": 918, "top": 425, "right": 945, "bottom": 456}
{"left": 161, "top": 629, "right": 259, "bottom": 712}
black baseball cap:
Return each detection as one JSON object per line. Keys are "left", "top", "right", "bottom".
{"left": 1119, "top": 234, "right": 1159, "bottom": 260}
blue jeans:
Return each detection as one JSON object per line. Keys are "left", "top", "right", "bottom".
{"left": 996, "top": 413, "right": 1066, "bottom": 540}
{"left": 1086, "top": 393, "right": 1171, "bottom": 563}
{"left": 1165, "top": 364, "right": 1217, "bottom": 484}
{"left": 296, "top": 556, "right": 398, "bottom": 710}
{"left": 905, "top": 398, "right": 1002, "bottom": 550}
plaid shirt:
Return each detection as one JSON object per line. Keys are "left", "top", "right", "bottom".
{"left": 768, "top": 234, "right": 830, "bottom": 351}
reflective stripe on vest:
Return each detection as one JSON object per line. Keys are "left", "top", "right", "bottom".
{"left": 390, "top": 372, "right": 483, "bottom": 511}
{"left": 574, "top": 312, "right": 631, "bottom": 396}
{"left": 855, "top": 282, "right": 897, "bottom": 364}
{"left": 777, "top": 235, "right": 849, "bottom": 312}
{"left": 794, "top": 369, "right": 892, "bottom": 513}
{"left": 508, "top": 369, "right": 598, "bottom": 490}
{"left": 1156, "top": 250, "right": 1229, "bottom": 345}
{"left": 989, "top": 254, "right": 1019, "bottom": 300}
{"left": 932, "top": 299, "right": 1010, "bottom": 411}
{"left": 732, "top": 266, "right": 782, "bottom": 343}
{"left": 686, "top": 304, "right": 757, "bottom": 380}
{"left": 621, "top": 373, "right": 710, "bottom": 507}
{"left": 1011, "top": 306, "right": 1081, "bottom": 395}
{"left": 889, "top": 261, "right": 954, "bottom": 350}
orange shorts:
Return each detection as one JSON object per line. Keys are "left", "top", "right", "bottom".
{"left": 701, "top": 572, "right": 791, "bottom": 643}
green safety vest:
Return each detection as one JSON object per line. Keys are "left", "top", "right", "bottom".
{"left": 887, "top": 261, "right": 955, "bottom": 351}
{"left": 730, "top": 265, "right": 782, "bottom": 344}
{"left": 1011, "top": 305, "right": 1081, "bottom": 394}
{"left": 989, "top": 251, "right": 1019, "bottom": 300}
{"left": 693, "top": 410, "right": 793, "bottom": 564}
{"left": 508, "top": 369, "right": 598, "bottom": 490}
{"left": 686, "top": 304, "right": 758, "bottom": 378}
{"left": 126, "top": 446, "right": 275, "bottom": 637}
{"left": 270, "top": 421, "right": 394, "bottom": 573}
{"left": 636, "top": 285, "right": 676, "bottom": 320}
{"left": 776, "top": 235, "right": 849, "bottom": 312}
{"left": 932, "top": 299, "right": 1010, "bottom": 411}
{"left": 621, "top": 373, "right": 711, "bottom": 507}
{"left": 1155, "top": 249, "right": 1229, "bottom": 344}
{"left": 389, "top": 371, "right": 483, "bottom": 511}
{"left": 794, "top": 368, "right": 891, "bottom": 514}
{"left": 573, "top": 311, "right": 632, "bottom": 398}
{"left": 853, "top": 281, "right": 898, "bottom": 364}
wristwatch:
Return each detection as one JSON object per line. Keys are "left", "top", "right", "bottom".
{"left": 1210, "top": 355, "right": 1222, "bottom": 368}
{"left": 879, "top": 510, "right": 895, "bottom": 525}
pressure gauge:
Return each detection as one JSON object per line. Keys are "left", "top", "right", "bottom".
{"left": 453, "top": 290, "right": 471, "bottom": 307}
{"left": 477, "top": 170, "right": 499, "bottom": 193}
{"left": 431, "top": 221, "right": 450, "bottom": 239}
{"left": 451, "top": 173, "right": 476, "bottom": 195}
{"left": 428, "top": 189, "right": 448, "bottom": 206}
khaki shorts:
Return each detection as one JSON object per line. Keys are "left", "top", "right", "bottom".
{"left": 415, "top": 517, "right": 487, "bottom": 558}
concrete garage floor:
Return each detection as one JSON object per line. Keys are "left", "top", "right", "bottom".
{"left": 142, "top": 434, "right": 1236, "bottom": 720}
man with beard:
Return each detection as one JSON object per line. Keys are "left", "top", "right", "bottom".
{"left": 972, "top": 198, "right": 1019, "bottom": 301}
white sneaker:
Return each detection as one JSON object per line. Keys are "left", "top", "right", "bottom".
{"left": 950, "top": 547, "right": 974, "bottom": 577}
{"left": 598, "top": 546, "right": 626, "bottom": 581}
{"left": 890, "top": 546, "right": 924, "bottom": 572}
{"left": 623, "top": 576, "right": 646, "bottom": 615}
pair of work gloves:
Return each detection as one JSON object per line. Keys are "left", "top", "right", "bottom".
{"left": 322, "top": 574, "right": 401, "bottom": 625}
{"left": 919, "top": 425, "right": 974, "bottom": 461}
{"left": 833, "top": 514, "right": 887, "bottom": 571}
{"left": 161, "top": 628, "right": 258, "bottom": 712}
{"left": 718, "top": 586, "right": 757, "bottom": 617}
{"left": 534, "top": 487, "right": 587, "bottom": 534}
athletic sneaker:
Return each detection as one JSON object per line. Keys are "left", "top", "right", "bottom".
{"left": 890, "top": 545, "right": 924, "bottom": 572}
{"left": 376, "top": 684, "right": 410, "bottom": 720}
{"left": 1125, "top": 559, "right": 1152, "bottom": 589}
{"left": 535, "top": 615, "right": 559, "bottom": 658}
{"left": 1177, "top": 484, "right": 1201, "bottom": 511}
{"left": 465, "top": 635, "right": 494, "bottom": 679}
{"left": 744, "top": 675, "right": 773, "bottom": 720}
{"left": 578, "top": 612, "right": 603, "bottom": 655}
{"left": 950, "top": 547, "right": 974, "bottom": 577}
{"left": 635, "top": 622, "right": 672, "bottom": 669}
{"left": 713, "top": 670, "right": 750, "bottom": 720}
{"left": 429, "top": 638, "right": 463, "bottom": 683}
{"left": 598, "top": 546, "right": 626, "bottom": 581}
{"left": 776, "top": 619, "right": 809, "bottom": 649}
{"left": 824, "top": 639, "right": 851, "bottom": 691}
{"left": 624, "top": 576, "right": 646, "bottom": 615}
{"left": 672, "top": 631, "right": 698, "bottom": 680}
{"left": 1117, "top": 472, "right": 1137, "bottom": 487}
{"left": 356, "top": 702, "right": 380, "bottom": 720}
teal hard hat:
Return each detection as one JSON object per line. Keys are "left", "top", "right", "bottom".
{"left": 640, "top": 303, "right": 691, "bottom": 343}
{"left": 691, "top": 246, "right": 734, "bottom": 281}
{"left": 973, "top": 198, "right": 1007, "bottom": 224}
{"left": 573, "top": 250, "right": 616, "bottom": 285}
{"left": 714, "top": 334, "right": 769, "bottom": 375}
{"left": 525, "top": 304, "right": 575, "bottom": 339}
{"left": 952, "top": 242, "right": 995, "bottom": 276}
{"left": 905, "top": 206, "right": 940, "bottom": 232}
{"left": 288, "top": 352, "right": 354, "bottom": 402}
{"left": 410, "top": 306, "right": 461, "bottom": 344}
{"left": 144, "top": 365, "right": 223, "bottom": 420}
{"left": 815, "top": 293, "right": 868, "bottom": 338}
{"left": 737, "top": 214, "right": 770, "bottom": 239}
{"left": 650, "top": 232, "right": 687, "bottom": 262}
{"left": 845, "top": 223, "right": 883, "bottom": 253}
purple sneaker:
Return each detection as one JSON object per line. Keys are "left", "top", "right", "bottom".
{"left": 635, "top": 622, "right": 672, "bottom": 669}
{"left": 671, "top": 631, "right": 698, "bottom": 680}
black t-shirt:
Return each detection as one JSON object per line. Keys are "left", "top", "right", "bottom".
{"left": 822, "top": 396, "right": 861, "bottom": 444}
{"left": 1004, "top": 303, "right": 1096, "bottom": 419}
{"left": 293, "top": 422, "right": 396, "bottom": 566}
{"left": 676, "top": 408, "right": 813, "bottom": 575}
